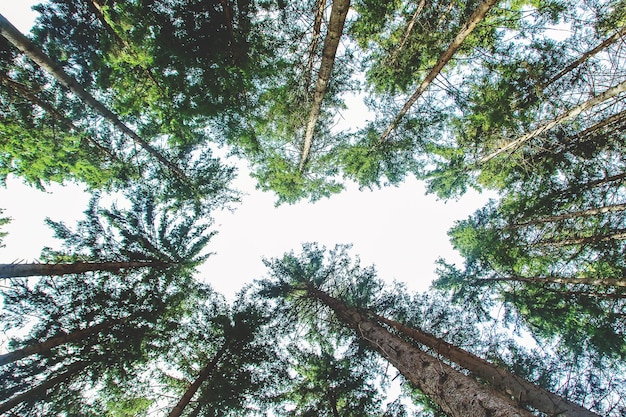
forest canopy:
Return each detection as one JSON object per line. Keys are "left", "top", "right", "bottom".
{"left": 1, "top": 0, "right": 625, "bottom": 415}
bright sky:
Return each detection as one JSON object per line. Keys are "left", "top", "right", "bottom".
{"left": 0, "top": 1, "right": 494, "bottom": 299}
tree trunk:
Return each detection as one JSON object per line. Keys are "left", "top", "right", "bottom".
{"left": 0, "top": 319, "right": 123, "bottom": 366}
{"left": 477, "top": 80, "right": 626, "bottom": 164}
{"left": 543, "top": 25, "right": 626, "bottom": 90}
{"left": 480, "top": 275, "right": 626, "bottom": 288}
{"left": 0, "top": 260, "right": 167, "bottom": 279}
{"left": 298, "top": 0, "right": 350, "bottom": 172}
{"left": 0, "top": 73, "right": 118, "bottom": 161}
{"left": 167, "top": 345, "right": 228, "bottom": 417}
{"left": 306, "top": 285, "right": 534, "bottom": 417}
{"left": 508, "top": 203, "right": 626, "bottom": 229}
{"left": 304, "top": 0, "right": 327, "bottom": 92}
{"left": 536, "top": 229, "right": 626, "bottom": 247}
{"left": 375, "top": 0, "right": 499, "bottom": 146}
{"left": 370, "top": 312, "right": 600, "bottom": 417}
{"left": 0, "top": 13, "right": 189, "bottom": 184}
{"left": 0, "top": 360, "right": 88, "bottom": 414}
{"left": 387, "top": 0, "right": 426, "bottom": 67}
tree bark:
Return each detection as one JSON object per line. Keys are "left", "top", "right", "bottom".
{"left": 370, "top": 312, "right": 600, "bottom": 417}
{"left": 298, "top": 0, "right": 350, "bottom": 172}
{"left": 0, "top": 13, "right": 189, "bottom": 184}
{"left": 477, "top": 80, "right": 626, "bottom": 164}
{"left": 0, "top": 361, "right": 88, "bottom": 414}
{"left": 167, "top": 345, "right": 228, "bottom": 417}
{"left": 508, "top": 203, "right": 626, "bottom": 229}
{"left": 375, "top": 0, "right": 499, "bottom": 146}
{"left": 0, "top": 319, "right": 123, "bottom": 366}
{"left": 0, "top": 260, "right": 167, "bottom": 279}
{"left": 306, "top": 285, "right": 534, "bottom": 417}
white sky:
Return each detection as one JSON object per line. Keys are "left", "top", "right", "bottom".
{"left": 0, "top": 1, "right": 494, "bottom": 299}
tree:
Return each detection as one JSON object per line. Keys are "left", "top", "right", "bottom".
{"left": 258, "top": 244, "right": 598, "bottom": 417}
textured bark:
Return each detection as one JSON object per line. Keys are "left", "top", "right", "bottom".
{"left": 376, "top": 0, "right": 499, "bottom": 146}
{"left": 0, "top": 260, "right": 167, "bottom": 278}
{"left": 167, "top": 345, "right": 228, "bottom": 417}
{"left": 306, "top": 286, "right": 533, "bottom": 417}
{"left": 508, "top": 203, "right": 626, "bottom": 229}
{"left": 0, "top": 13, "right": 188, "bottom": 184}
{"left": 299, "top": 0, "right": 350, "bottom": 172}
{"left": 0, "top": 319, "right": 123, "bottom": 366}
{"left": 0, "top": 361, "right": 88, "bottom": 414}
{"left": 478, "top": 80, "right": 626, "bottom": 164}
{"left": 371, "top": 313, "right": 600, "bottom": 417}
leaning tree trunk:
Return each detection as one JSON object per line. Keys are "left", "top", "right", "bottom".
{"left": 370, "top": 312, "right": 600, "bottom": 417}
{"left": 306, "top": 285, "right": 534, "bottom": 417}
{"left": 0, "top": 319, "right": 124, "bottom": 366}
{"left": 0, "top": 360, "right": 88, "bottom": 414}
{"left": 535, "top": 229, "right": 626, "bottom": 247}
{"left": 167, "top": 345, "right": 228, "bottom": 417}
{"left": 477, "top": 79, "right": 626, "bottom": 164}
{"left": 0, "top": 13, "right": 189, "bottom": 184}
{"left": 375, "top": 0, "right": 499, "bottom": 146}
{"left": 0, "top": 260, "right": 167, "bottom": 279}
{"left": 298, "top": 0, "right": 350, "bottom": 172}
{"left": 480, "top": 275, "right": 626, "bottom": 288}
{"left": 507, "top": 203, "right": 626, "bottom": 229}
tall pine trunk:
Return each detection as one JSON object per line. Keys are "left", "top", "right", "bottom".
{"left": 0, "top": 361, "right": 88, "bottom": 414}
{"left": 299, "top": 0, "right": 350, "bottom": 172}
{"left": 0, "top": 319, "right": 123, "bottom": 366}
{"left": 306, "top": 285, "right": 534, "bottom": 417}
{"left": 480, "top": 275, "right": 626, "bottom": 288}
{"left": 375, "top": 0, "right": 499, "bottom": 146}
{"left": 370, "top": 312, "right": 599, "bottom": 417}
{"left": 167, "top": 345, "right": 228, "bottom": 417}
{"left": 0, "top": 13, "right": 189, "bottom": 184}
{"left": 507, "top": 203, "right": 626, "bottom": 229}
{"left": 0, "top": 260, "right": 167, "bottom": 279}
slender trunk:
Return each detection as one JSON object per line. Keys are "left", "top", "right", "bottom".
{"left": 167, "top": 345, "right": 228, "bottom": 417}
{"left": 477, "top": 80, "right": 626, "bottom": 164}
{"left": 375, "top": 0, "right": 499, "bottom": 146}
{"left": 0, "top": 73, "right": 118, "bottom": 161}
{"left": 305, "top": 285, "right": 533, "bottom": 417}
{"left": 536, "top": 229, "right": 626, "bottom": 247}
{"left": 0, "top": 361, "right": 88, "bottom": 414}
{"left": 304, "top": 0, "right": 327, "bottom": 92}
{"left": 0, "top": 260, "right": 167, "bottom": 279}
{"left": 0, "top": 319, "right": 123, "bottom": 366}
{"left": 0, "top": 13, "right": 189, "bottom": 184}
{"left": 370, "top": 312, "right": 599, "bottom": 417}
{"left": 298, "top": 0, "right": 350, "bottom": 172}
{"left": 479, "top": 275, "right": 626, "bottom": 288}
{"left": 508, "top": 203, "right": 626, "bottom": 229}
{"left": 543, "top": 26, "right": 626, "bottom": 90}
{"left": 387, "top": 0, "right": 426, "bottom": 67}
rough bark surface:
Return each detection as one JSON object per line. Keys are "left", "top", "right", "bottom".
{"left": 299, "top": 0, "right": 350, "bottom": 172}
{"left": 371, "top": 313, "right": 600, "bottom": 417}
{"left": 307, "top": 286, "right": 534, "bottom": 417}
